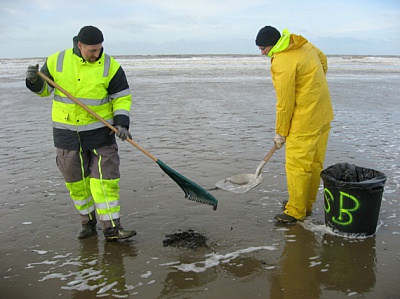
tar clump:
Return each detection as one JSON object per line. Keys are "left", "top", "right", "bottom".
{"left": 163, "top": 229, "right": 208, "bottom": 250}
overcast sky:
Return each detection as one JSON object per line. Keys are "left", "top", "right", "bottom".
{"left": 1, "top": 0, "right": 399, "bottom": 58}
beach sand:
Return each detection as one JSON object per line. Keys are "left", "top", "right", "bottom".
{"left": 0, "top": 55, "right": 399, "bottom": 298}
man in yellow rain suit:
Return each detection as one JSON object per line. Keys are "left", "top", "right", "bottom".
{"left": 255, "top": 26, "right": 334, "bottom": 223}
{"left": 25, "top": 26, "right": 136, "bottom": 240}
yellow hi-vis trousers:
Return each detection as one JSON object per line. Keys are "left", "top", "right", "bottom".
{"left": 56, "top": 144, "right": 121, "bottom": 225}
{"left": 284, "top": 123, "right": 331, "bottom": 220}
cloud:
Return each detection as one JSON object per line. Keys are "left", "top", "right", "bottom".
{"left": 0, "top": 0, "right": 399, "bottom": 58}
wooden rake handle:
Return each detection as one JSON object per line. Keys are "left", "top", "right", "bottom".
{"left": 37, "top": 71, "right": 158, "bottom": 162}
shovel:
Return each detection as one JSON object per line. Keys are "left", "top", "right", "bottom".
{"left": 215, "top": 144, "right": 277, "bottom": 193}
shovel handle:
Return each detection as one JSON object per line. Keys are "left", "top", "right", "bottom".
{"left": 263, "top": 144, "right": 277, "bottom": 162}
{"left": 37, "top": 71, "right": 158, "bottom": 162}
{"left": 254, "top": 144, "right": 277, "bottom": 177}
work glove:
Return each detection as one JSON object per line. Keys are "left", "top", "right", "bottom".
{"left": 274, "top": 134, "right": 286, "bottom": 149}
{"left": 114, "top": 125, "right": 132, "bottom": 141}
{"left": 26, "top": 64, "right": 39, "bottom": 83}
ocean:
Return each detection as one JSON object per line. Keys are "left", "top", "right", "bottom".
{"left": 0, "top": 55, "right": 399, "bottom": 298}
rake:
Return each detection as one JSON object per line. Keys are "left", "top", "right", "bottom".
{"left": 37, "top": 71, "right": 218, "bottom": 210}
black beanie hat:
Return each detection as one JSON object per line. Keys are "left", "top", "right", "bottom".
{"left": 255, "top": 26, "right": 281, "bottom": 47}
{"left": 77, "top": 26, "right": 104, "bottom": 45}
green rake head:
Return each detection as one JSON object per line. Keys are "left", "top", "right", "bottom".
{"left": 157, "top": 160, "right": 218, "bottom": 210}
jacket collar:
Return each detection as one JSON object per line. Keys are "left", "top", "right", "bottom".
{"left": 268, "top": 29, "right": 291, "bottom": 58}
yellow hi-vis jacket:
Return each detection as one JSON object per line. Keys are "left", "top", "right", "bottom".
{"left": 270, "top": 34, "right": 334, "bottom": 136}
{"left": 27, "top": 44, "right": 132, "bottom": 151}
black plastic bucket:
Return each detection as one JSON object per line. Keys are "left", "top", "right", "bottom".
{"left": 321, "top": 163, "right": 386, "bottom": 236}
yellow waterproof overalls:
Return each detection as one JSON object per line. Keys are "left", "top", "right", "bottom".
{"left": 271, "top": 34, "right": 334, "bottom": 220}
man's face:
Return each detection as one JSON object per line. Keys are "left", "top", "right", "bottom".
{"left": 258, "top": 45, "right": 273, "bottom": 57}
{"left": 78, "top": 42, "right": 103, "bottom": 62}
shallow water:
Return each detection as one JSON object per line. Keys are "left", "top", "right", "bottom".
{"left": 0, "top": 55, "right": 399, "bottom": 298}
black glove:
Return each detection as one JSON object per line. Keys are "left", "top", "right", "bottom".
{"left": 114, "top": 125, "right": 132, "bottom": 141}
{"left": 26, "top": 64, "right": 39, "bottom": 83}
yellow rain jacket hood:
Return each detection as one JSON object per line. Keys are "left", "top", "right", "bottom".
{"left": 270, "top": 34, "right": 333, "bottom": 136}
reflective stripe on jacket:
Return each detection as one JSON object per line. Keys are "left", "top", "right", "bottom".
{"left": 270, "top": 34, "right": 334, "bottom": 136}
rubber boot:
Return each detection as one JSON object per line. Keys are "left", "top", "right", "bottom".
{"left": 77, "top": 211, "right": 97, "bottom": 239}
{"left": 282, "top": 200, "right": 313, "bottom": 217}
{"left": 102, "top": 218, "right": 137, "bottom": 242}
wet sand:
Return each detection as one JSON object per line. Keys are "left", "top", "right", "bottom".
{"left": 0, "top": 55, "right": 399, "bottom": 298}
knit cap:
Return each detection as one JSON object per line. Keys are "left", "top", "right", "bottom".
{"left": 255, "top": 26, "right": 281, "bottom": 47}
{"left": 77, "top": 26, "right": 104, "bottom": 45}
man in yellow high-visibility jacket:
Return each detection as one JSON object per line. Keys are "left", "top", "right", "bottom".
{"left": 255, "top": 26, "right": 334, "bottom": 223}
{"left": 26, "top": 26, "right": 136, "bottom": 241}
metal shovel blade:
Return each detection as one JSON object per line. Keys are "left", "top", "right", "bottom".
{"left": 215, "top": 144, "right": 277, "bottom": 194}
{"left": 215, "top": 173, "right": 264, "bottom": 194}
